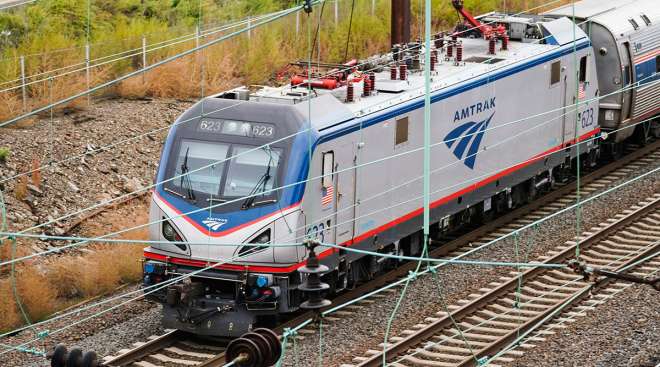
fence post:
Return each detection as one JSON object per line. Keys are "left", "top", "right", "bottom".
{"left": 142, "top": 36, "right": 147, "bottom": 83}
{"left": 19, "top": 56, "right": 27, "bottom": 113}
{"left": 196, "top": 24, "right": 201, "bottom": 49}
{"left": 372, "top": 0, "right": 376, "bottom": 16}
{"left": 85, "top": 43, "right": 91, "bottom": 106}
{"left": 334, "top": 0, "right": 339, "bottom": 24}
{"left": 247, "top": 16, "right": 252, "bottom": 40}
{"left": 296, "top": 11, "right": 300, "bottom": 34}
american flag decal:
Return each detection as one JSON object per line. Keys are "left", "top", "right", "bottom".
{"left": 578, "top": 82, "right": 586, "bottom": 100}
{"left": 321, "top": 185, "right": 334, "bottom": 207}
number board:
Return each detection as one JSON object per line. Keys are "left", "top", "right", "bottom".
{"left": 198, "top": 119, "right": 275, "bottom": 138}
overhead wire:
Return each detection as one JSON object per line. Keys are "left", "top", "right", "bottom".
{"left": 342, "top": 0, "right": 356, "bottom": 63}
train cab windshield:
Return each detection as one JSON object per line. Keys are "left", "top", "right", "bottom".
{"left": 164, "top": 118, "right": 285, "bottom": 210}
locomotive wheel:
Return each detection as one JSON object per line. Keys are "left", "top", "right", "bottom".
{"left": 242, "top": 332, "right": 273, "bottom": 366}
{"left": 66, "top": 348, "right": 83, "bottom": 367}
{"left": 82, "top": 351, "right": 99, "bottom": 367}
{"left": 50, "top": 344, "right": 67, "bottom": 367}
{"left": 226, "top": 337, "right": 264, "bottom": 367}
{"left": 253, "top": 328, "right": 282, "bottom": 365}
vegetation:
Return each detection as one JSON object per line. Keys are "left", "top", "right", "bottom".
{"left": 0, "top": 0, "right": 555, "bottom": 120}
{"left": 0, "top": 211, "right": 148, "bottom": 332}
{"left": 0, "top": 148, "right": 9, "bottom": 163}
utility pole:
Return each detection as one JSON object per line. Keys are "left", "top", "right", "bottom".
{"left": 391, "top": 0, "right": 411, "bottom": 46}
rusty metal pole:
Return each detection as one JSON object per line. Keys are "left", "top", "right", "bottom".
{"left": 391, "top": 0, "right": 411, "bottom": 46}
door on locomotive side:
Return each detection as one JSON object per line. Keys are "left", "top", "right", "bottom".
{"left": 331, "top": 141, "right": 357, "bottom": 246}
{"left": 556, "top": 60, "right": 576, "bottom": 144}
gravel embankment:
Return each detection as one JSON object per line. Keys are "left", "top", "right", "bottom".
{"left": 0, "top": 97, "right": 192, "bottom": 251}
{"left": 510, "top": 283, "right": 659, "bottom": 367}
{"left": 277, "top": 165, "right": 658, "bottom": 367}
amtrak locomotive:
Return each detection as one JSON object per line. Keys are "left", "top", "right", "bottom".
{"left": 142, "top": 0, "right": 659, "bottom": 337}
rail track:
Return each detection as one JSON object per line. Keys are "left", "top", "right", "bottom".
{"left": 348, "top": 195, "right": 660, "bottom": 367}
{"left": 100, "top": 141, "right": 659, "bottom": 367}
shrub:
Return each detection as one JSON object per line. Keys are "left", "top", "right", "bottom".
{"left": 0, "top": 280, "right": 20, "bottom": 332}
{"left": 0, "top": 148, "right": 9, "bottom": 163}
{"left": 15, "top": 265, "right": 57, "bottom": 322}
{"left": 30, "top": 157, "right": 41, "bottom": 188}
{"left": 14, "top": 176, "right": 28, "bottom": 201}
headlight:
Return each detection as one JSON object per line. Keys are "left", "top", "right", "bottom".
{"left": 238, "top": 229, "right": 271, "bottom": 256}
{"left": 253, "top": 230, "right": 271, "bottom": 244}
{"left": 162, "top": 218, "right": 186, "bottom": 251}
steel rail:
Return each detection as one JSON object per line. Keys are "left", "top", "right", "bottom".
{"left": 354, "top": 196, "right": 660, "bottom": 367}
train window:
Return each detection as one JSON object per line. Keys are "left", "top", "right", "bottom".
{"left": 321, "top": 151, "right": 334, "bottom": 188}
{"left": 550, "top": 61, "right": 561, "bottom": 85}
{"left": 656, "top": 55, "right": 660, "bottom": 73}
{"left": 395, "top": 117, "right": 409, "bottom": 145}
{"left": 579, "top": 56, "right": 587, "bottom": 82}
{"left": 628, "top": 18, "right": 639, "bottom": 30}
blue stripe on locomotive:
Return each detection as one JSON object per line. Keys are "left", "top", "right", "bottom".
{"left": 155, "top": 39, "right": 591, "bottom": 235}
{"left": 635, "top": 56, "right": 659, "bottom": 86}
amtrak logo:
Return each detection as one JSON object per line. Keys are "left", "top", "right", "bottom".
{"left": 444, "top": 112, "right": 494, "bottom": 169}
{"left": 202, "top": 218, "right": 228, "bottom": 231}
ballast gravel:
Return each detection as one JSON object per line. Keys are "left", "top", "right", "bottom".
{"left": 277, "top": 160, "right": 658, "bottom": 366}
{"left": 509, "top": 283, "right": 659, "bottom": 367}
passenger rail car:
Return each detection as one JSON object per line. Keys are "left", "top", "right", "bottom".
{"left": 142, "top": 0, "right": 658, "bottom": 338}
{"left": 545, "top": 0, "right": 660, "bottom": 146}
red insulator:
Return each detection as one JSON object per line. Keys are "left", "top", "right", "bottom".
{"left": 489, "top": 36, "right": 496, "bottom": 55}
{"left": 369, "top": 72, "right": 376, "bottom": 91}
{"left": 346, "top": 81, "right": 354, "bottom": 103}
{"left": 399, "top": 63, "right": 407, "bottom": 80}
{"left": 456, "top": 42, "right": 463, "bottom": 64}
{"left": 501, "top": 34, "right": 509, "bottom": 51}
{"left": 434, "top": 32, "right": 444, "bottom": 49}
{"left": 446, "top": 43, "right": 453, "bottom": 59}
{"left": 451, "top": 33, "right": 458, "bottom": 42}
{"left": 363, "top": 78, "right": 371, "bottom": 97}
{"left": 290, "top": 75, "right": 339, "bottom": 89}
{"left": 390, "top": 65, "right": 397, "bottom": 80}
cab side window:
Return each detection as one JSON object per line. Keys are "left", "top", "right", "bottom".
{"left": 550, "top": 61, "right": 561, "bottom": 85}
{"left": 579, "top": 56, "right": 587, "bottom": 82}
{"left": 395, "top": 117, "right": 409, "bottom": 146}
{"left": 321, "top": 151, "right": 334, "bottom": 188}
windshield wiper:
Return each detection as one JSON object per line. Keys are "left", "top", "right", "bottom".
{"left": 241, "top": 147, "right": 274, "bottom": 210}
{"left": 180, "top": 147, "right": 196, "bottom": 202}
